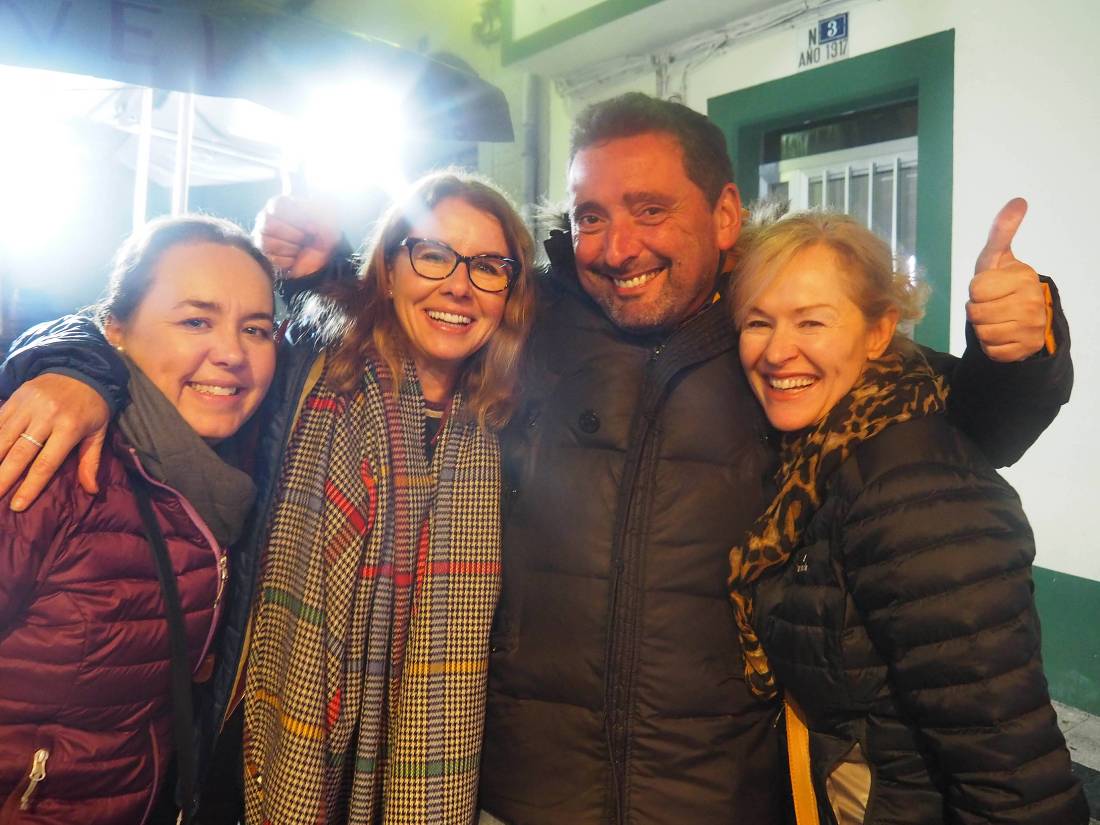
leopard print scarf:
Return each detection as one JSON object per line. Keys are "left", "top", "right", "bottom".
{"left": 728, "top": 351, "right": 949, "bottom": 699}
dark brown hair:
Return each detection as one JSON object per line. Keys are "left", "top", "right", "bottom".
{"left": 569, "top": 92, "right": 734, "bottom": 206}
{"left": 98, "top": 214, "right": 274, "bottom": 325}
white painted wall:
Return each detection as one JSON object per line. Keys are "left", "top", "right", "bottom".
{"left": 514, "top": 0, "right": 604, "bottom": 39}
{"left": 543, "top": 0, "right": 1100, "bottom": 580}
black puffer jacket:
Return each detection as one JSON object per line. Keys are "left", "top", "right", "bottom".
{"left": 752, "top": 414, "right": 1088, "bottom": 825}
{"left": 478, "top": 234, "right": 1074, "bottom": 825}
{"left": 480, "top": 244, "right": 785, "bottom": 824}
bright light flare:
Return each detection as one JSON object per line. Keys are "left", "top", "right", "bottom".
{"left": 225, "top": 98, "right": 293, "bottom": 145}
{"left": 289, "top": 80, "right": 408, "bottom": 198}
{"left": 0, "top": 126, "right": 85, "bottom": 261}
{"left": 0, "top": 68, "right": 89, "bottom": 263}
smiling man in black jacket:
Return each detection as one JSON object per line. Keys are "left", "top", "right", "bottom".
{"left": 476, "top": 94, "right": 1069, "bottom": 825}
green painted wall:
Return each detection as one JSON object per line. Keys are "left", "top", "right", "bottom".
{"left": 707, "top": 31, "right": 954, "bottom": 352}
{"left": 503, "top": 0, "right": 664, "bottom": 65}
{"left": 1034, "top": 567, "right": 1100, "bottom": 716}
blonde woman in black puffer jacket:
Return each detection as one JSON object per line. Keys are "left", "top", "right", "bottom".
{"left": 728, "top": 211, "right": 1087, "bottom": 825}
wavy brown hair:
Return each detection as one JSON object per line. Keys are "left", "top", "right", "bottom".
{"left": 313, "top": 170, "right": 536, "bottom": 431}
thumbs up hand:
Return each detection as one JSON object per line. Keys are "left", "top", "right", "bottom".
{"left": 966, "top": 198, "right": 1050, "bottom": 362}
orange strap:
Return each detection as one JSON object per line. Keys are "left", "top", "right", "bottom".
{"left": 1041, "top": 282, "right": 1057, "bottom": 355}
{"left": 785, "top": 694, "right": 821, "bottom": 825}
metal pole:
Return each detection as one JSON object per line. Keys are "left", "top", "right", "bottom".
{"left": 132, "top": 87, "right": 154, "bottom": 232}
{"left": 891, "top": 156, "right": 900, "bottom": 255}
{"left": 112, "top": 120, "right": 282, "bottom": 168}
{"left": 171, "top": 92, "right": 196, "bottom": 215}
{"left": 521, "top": 73, "right": 541, "bottom": 227}
{"left": 866, "top": 162, "right": 875, "bottom": 230}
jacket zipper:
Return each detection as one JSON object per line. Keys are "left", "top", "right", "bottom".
{"left": 18, "top": 748, "right": 49, "bottom": 810}
{"left": 214, "top": 554, "right": 229, "bottom": 607}
{"left": 604, "top": 343, "right": 667, "bottom": 818}
{"left": 126, "top": 448, "right": 225, "bottom": 669}
{"left": 602, "top": 305, "right": 736, "bottom": 820}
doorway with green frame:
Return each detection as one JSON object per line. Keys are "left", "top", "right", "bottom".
{"left": 708, "top": 29, "right": 954, "bottom": 350}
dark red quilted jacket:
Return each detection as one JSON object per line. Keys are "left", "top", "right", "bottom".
{"left": 0, "top": 431, "right": 226, "bottom": 824}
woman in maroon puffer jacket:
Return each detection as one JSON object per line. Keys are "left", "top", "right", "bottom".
{"left": 0, "top": 215, "right": 276, "bottom": 824}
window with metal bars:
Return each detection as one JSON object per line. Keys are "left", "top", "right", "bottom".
{"left": 757, "top": 100, "right": 919, "bottom": 271}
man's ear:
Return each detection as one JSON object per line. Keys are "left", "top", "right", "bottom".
{"left": 867, "top": 308, "right": 900, "bottom": 359}
{"left": 714, "top": 183, "right": 743, "bottom": 252}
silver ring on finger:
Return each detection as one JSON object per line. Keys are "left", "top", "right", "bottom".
{"left": 19, "top": 432, "right": 44, "bottom": 449}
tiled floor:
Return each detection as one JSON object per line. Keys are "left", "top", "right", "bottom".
{"left": 1054, "top": 701, "right": 1100, "bottom": 823}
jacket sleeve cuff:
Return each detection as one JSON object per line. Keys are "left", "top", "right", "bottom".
{"left": 0, "top": 315, "right": 129, "bottom": 412}
{"left": 40, "top": 366, "right": 125, "bottom": 415}
{"left": 961, "top": 275, "right": 1072, "bottom": 405}
{"left": 275, "top": 237, "right": 358, "bottom": 309}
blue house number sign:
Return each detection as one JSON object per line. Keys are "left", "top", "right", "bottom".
{"left": 819, "top": 13, "right": 848, "bottom": 44}
{"left": 799, "top": 11, "right": 849, "bottom": 68}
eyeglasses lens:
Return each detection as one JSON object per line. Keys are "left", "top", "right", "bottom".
{"left": 410, "top": 240, "right": 513, "bottom": 293}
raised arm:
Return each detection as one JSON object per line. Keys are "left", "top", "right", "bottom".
{"left": 256, "top": 194, "right": 358, "bottom": 315}
{"left": 254, "top": 195, "right": 342, "bottom": 278}
{"left": 935, "top": 199, "right": 1072, "bottom": 466}
{"left": 0, "top": 315, "right": 118, "bottom": 509}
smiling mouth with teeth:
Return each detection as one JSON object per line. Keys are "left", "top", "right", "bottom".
{"left": 768, "top": 376, "right": 816, "bottom": 390}
{"left": 611, "top": 268, "right": 663, "bottom": 290}
{"left": 189, "top": 382, "right": 241, "bottom": 396}
{"left": 426, "top": 309, "right": 473, "bottom": 326}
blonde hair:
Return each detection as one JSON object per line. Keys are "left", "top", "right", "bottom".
{"left": 311, "top": 170, "right": 536, "bottom": 431}
{"left": 731, "top": 211, "right": 927, "bottom": 352}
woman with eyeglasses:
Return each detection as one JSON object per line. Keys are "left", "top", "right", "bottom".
{"left": 0, "top": 170, "right": 536, "bottom": 825}
{"left": 239, "top": 171, "right": 534, "bottom": 824}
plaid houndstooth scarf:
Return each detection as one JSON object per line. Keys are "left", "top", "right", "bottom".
{"left": 728, "top": 351, "right": 948, "bottom": 699}
{"left": 243, "top": 353, "right": 502, "bottom": 824}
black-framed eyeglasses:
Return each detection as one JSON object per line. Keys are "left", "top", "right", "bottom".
{"left": 399, "top": 237, "right": 518, "bottom": 294}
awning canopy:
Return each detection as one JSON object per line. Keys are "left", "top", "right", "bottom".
{"left": 0, "top": 0, "right": 513, "bottom": 142}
